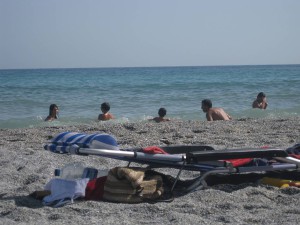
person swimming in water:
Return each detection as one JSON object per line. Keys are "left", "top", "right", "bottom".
{"left": 45, "top": 104, "right": 59, "bottom": 121}
{"left": 98, "top": 102, "right": 115, "bottom": 121}
{"left": 201, "top": 99, "right": 232, "bottom": 121}
{"left": 252, "top": 92, "right": 268, "bottom": 109}
{"left": 150, "top": 107, "right": 171, "bottom": 123}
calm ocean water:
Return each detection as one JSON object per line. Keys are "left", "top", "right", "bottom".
{"left": 0, "top": 65, "right": 300, "bottom": 129}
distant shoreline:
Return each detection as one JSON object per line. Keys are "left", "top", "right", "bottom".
{"left": 1, "top": 115, "right": 300, "bottom": 130}
{"left": 1, "top": 63, "right": 300, "bottom": 71}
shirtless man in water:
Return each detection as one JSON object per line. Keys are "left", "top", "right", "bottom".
{"left": 201, "top": 99, "right": 232, "bottom": 121}
{"left": 98, "top": 102, "right": 114, "bottom": 121}
{"left": 150, "top": 107, "right": 170, "bottom": 123}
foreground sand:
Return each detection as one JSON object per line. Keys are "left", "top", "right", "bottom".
{"left": 1, "top": 118, "right": 300, "bottom": 225}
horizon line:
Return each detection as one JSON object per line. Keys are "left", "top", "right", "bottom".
{"left": 1, "top": 63, "right": 299, "bottom": 71}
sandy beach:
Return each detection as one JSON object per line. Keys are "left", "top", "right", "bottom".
{"left": 1, "top": 117, "right": 300, "bottom": 225}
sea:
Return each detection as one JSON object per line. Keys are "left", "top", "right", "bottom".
{"left": 0, "top": 64, "right": 300, "bottom": 129}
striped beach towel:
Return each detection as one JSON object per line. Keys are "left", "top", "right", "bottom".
{"left": 44, "top": 131, "right": 119, "bottom": 153}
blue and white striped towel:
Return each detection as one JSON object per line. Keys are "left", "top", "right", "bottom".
{"left": 44, "top": 131, "right": 119, "bottom": 153}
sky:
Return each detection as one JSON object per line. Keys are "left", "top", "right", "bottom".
{"left": 1, "top": 0, "right": 300, "bottom": 69}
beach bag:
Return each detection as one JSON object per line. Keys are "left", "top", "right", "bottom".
{"left": 103, "top": 167, "right": 165, "bottom": 203}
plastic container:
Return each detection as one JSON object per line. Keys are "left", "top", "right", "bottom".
{"left": 54, "top": 162, "right": 99, "bottom": 180}
{"left": 82, "top": 167, "right": 98, "bottom": 180}
{"left": 59, "top": 162, "right": 85, "bottom": 180}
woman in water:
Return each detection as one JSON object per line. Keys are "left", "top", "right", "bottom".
{"left": 252, "top": 92, "right": 268, "bottom": 109}
{"left": 45, "top": 104, "right": 59, "bottom": 121}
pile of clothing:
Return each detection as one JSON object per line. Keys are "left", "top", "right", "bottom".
{"left": 31, "top": 166, "right": 174, "bottom": 207}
